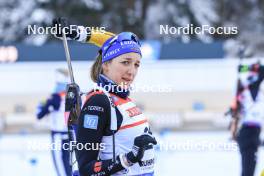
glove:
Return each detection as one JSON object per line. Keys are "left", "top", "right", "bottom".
{"left": 229, "top": 118, "right": 239, "bottom": 141}
{"left": 118, "top": 130, "right": 157, "bottom": 168}
{"left": 65, "top": 83, "right": 82, "bottom": 125}
{"left": 36, "top": 101, "right": 46, "bottom": 119}
{"left": 52, "top": 17, "right": 79, "bottom": 40}
{"left": 230, "top": 107, "right": 240, "bottom": 119}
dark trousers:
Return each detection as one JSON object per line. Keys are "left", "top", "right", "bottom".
{"left": 237, "top": 125, "right": 261, "bottom": 176}
{"left": 51, "top": 131, "right": 72, "bottom": 176}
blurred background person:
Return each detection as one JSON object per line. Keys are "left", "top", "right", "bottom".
{"left": 36, "top": 68, "right": 72, "bottom": 176}
{"left": 229, "top": 60, "right": 264, "bottom": 176}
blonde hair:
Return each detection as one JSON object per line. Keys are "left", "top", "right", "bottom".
{"left": 56, "top": 68, "right": 69, "bottom": 77}
{"left": 90, "top": 53, "right": 103, "bottom": 82}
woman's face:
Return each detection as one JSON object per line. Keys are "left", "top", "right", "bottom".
{"left": 102, "top": 52, "right": 141, "bottom": 89}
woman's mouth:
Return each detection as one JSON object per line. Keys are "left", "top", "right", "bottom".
{"left": 121, "top": 78, "right": 133, "bottom": 85}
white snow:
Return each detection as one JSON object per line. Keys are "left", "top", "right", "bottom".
{"left": 0, "top": 131, "right": 263, "bottom": 176}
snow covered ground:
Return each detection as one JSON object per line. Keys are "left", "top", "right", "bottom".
{"left": 0, "top": 131, "right": 263, "bottom": 176}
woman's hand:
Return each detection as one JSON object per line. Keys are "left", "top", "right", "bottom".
{"left": 65, "top": 83, "right": 82, "bottom": 125}
{"left": 52, "top": 17, "right": 79, "bottom": 40}
{"left": 118, "top": 131, "right": 157, "bottom": 168}
{"left": 128, "top": 132, "right": 157, "bottom": 162}
{"left": 230, "top": 118, "right": 239, "bottom": 141}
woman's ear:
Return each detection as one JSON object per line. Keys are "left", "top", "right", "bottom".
{"left": 102, "top": 63, "right": 108, "bottom": 74}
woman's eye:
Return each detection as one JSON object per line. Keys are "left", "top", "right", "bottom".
{"left": 135, "top": 63, "right": 140, "bottom": 68}
{"left": 122, "top": 61, "right": 130, "bottom": 65}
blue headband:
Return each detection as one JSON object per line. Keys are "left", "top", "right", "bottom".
{"left": 101, "top": 32, "right": 142, "bottom": 63}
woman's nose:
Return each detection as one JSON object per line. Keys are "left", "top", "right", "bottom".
{"left": 127, "top": 65, "right": 136, "bottom": 76}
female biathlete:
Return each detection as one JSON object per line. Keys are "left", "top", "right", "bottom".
{"left": 53, "top": 18, "right": 157, "bottom": 176}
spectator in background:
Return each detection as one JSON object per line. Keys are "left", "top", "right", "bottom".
{"left": 229, "top": 60, "right": 264, "bottom": 176}
{"left": 36, "top": 68, "right": 71, "bottom": 176}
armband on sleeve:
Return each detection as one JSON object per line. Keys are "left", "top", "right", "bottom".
{"left": 87, "top": 30, "right": 116, "bottom": 47}
{"left": 66, "top": 23, "right": 116, "bottom": 48}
